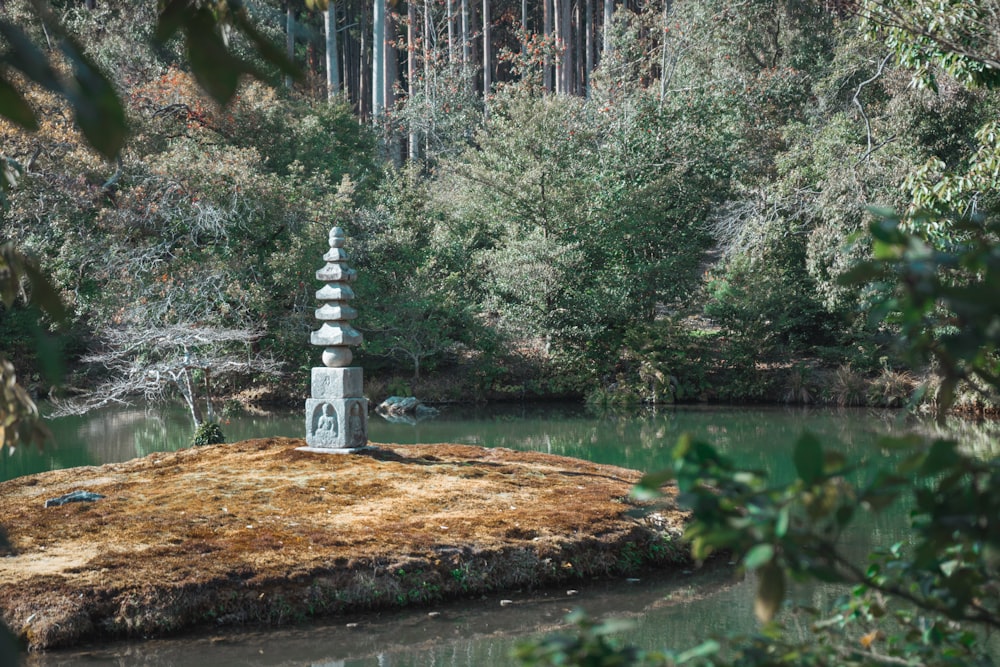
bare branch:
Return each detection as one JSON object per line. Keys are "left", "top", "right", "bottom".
{"left": 51, "top": 324, "right": 283, "bottom": 421}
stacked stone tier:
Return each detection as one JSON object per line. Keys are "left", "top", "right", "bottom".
{"left": 311, "top": 227, "right": 363, "bottom": 367}
{"left": 304, "top": 226, "right": 368, "bottom": 451}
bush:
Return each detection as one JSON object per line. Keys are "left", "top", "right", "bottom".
{"left": 191, "top": 422, "right": 225, "bottom": 447}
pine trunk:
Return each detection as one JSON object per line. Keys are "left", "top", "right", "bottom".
{"left": 408, "top": 0, "right": 419, "bottom": 161}
{"left": 543, "top": 0, "right": 553, "bottom": 92}
{"left": 373, "top": 0, "right": 386, "bottom": 119}
{"left": 285, "top": 3, "right": 295, "bottom": 89}
{"left": 326, "top": 2, "right": 341, "bottom": 99}
{"left": 603, "top": 0, "right": 612, "bottom": 58}
{"left": 560, "top": 0, "right": 572, "bottom": 93}
{"left": 483, "top": 0, "right": 491, "bottom": 96}
{"left": 585, "top": 0, "right": 593, "bottom": 95}
{"left": 461, "top": 0, "right": 470, "bottom": 70}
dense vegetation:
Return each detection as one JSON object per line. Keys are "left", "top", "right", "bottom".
{"left": 1, "top": 0, "right": 997, "bottom": 417}
{"left": 2, "top": 2, "right": 999, "bottom": 665}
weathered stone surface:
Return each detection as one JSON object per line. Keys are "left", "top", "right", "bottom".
{"left": 310, "top": 323, "right": 363, "bottom": 347}
{"left": 315, "top": 284, "right": 356, "bottom": 302}
{"left": 305, "top": 398, "right": 369, "bottom": 450}
{"left": 43, "top": 490, "right": 105, "bottom": 508}
{"left": 376, "top": 396, "right": 440, "bottom": 421}
{"left": 314, "top": 303, "right": 358, "bottom": 321}
{"left": 306, "top": 225, "right": 367, "bottom": 448}
{"left": 379, "top": 396, "right": 421, "bottom": 413}
{"left": 311, "top": 367, "right": 364, "bottom": 399}
{"left": 316, "top": 263, "right": 357, "bottom": 282}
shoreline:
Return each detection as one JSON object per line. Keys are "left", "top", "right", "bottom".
{"left": 0, "top": 438, "right": 690, "bottom": 651}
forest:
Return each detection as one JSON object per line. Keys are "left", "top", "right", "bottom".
{"left": 1, "top": 2, "right": 1000, "bottom": 665}
{"left": 1, "top": 0, "right": 999, "bottom": 424}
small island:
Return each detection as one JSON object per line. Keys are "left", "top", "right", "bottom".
{"left": 0, "top": 438, "right": 688, "bottom": 651}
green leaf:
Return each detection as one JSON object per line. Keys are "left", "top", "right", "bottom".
{"left": 775, "top": 505, "right": 790, "bottom": 537}
{"left": 19, "top": 260, "right": 67, "bottom": 324}
{"left": 866, "top": 206, "right": 899, "bottom": 222}
{"left": 837, "top": 261, "right": 881, "bottom": 286}
{"left": 743, "top": 544, "right": 774, "bottom": 571}
{"left": 59, "top": 37, "right": 128, "bottom": 159}
{"left": 154, "top": 0, "right": 188, "bottom": 43}
{"left": 754, "top": 560, "right": 785, "bottom": 622}
{"left": 0, "top": 19, "right": 62, "bottom": 91}
{"left": 793, "top": 432, "right": 823, "bottom": 485}
{"left": 231, "top": 9, "right": 301, "bottom": 80}
{"left": 675, "top": 639, "right": 720, "bottom": 663}
{"left": 0, "top": 74, "right": 38, "bottom": 131}
{"left": 919, "top": 439, "right": 959, "bottom": 475}
{"left": 185, "top": 9, "right": 249, "bottom": 106}
{"left": 633, "top": 468, "right": 673, "bottom": 499}
{"left": 0, "top": 619, "right": 19, "bottom": 667}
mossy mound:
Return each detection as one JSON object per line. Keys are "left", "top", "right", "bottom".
{"left": 0, "top": 438, "right": 689, "bottom": 651}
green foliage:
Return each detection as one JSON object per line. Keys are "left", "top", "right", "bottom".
{"left": 191, "top": 421, "right": 225, "bottom": 447}
{"left": 434, "top": 80, "right": 725, "bottom": 387}
{"left": 390, "top": 62, "right": 484, "bottom": 166}
{"left": 0, "top": 243, "right": 66, "bottom": 451}
{"left": 515, "top": 0, "right": 1000, "bottom": 646}
{"left": 350, "top": 168, "right": 498, "bottom": 382}
{"left": 846, "top": 210, "right": 1000, "bottom": 418}
{"left": 523, "top": 205, "right": 1000, "bottom": 664}
{"left": 514, "top": 610, "right": 665, "bottom": 666}
{"left": 705, "top": 228, "right": 844, "bottom": 357}
{"left": 859, "top": 0, "right": 1000, "bottom": 90}
{"left": 0, "top": 0, "right": 298, "bottom": 164}
{"left": 628, "top": 424, "right": 1000, "bottom": 665}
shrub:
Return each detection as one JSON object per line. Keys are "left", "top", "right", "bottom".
{"left": 192, "top": 422, "right": 225, "bottom": 447}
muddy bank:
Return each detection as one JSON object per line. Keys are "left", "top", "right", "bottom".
{"left": 0, "top": 439, "right": 689, "bottom": 651}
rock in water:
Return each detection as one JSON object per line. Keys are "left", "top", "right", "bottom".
{"left": 377, "top": 396, "right": 440, "bottom": 419}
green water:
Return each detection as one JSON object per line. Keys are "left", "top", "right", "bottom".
{"left": 9, "top": 402, "right": 918, "bottom": 484}
{"left": 12, "top": 403, "right": 931, "bottom": 666}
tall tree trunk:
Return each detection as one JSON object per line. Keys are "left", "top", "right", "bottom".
{"left": 574, "top": 0, "right": 582, "bottom": 95}
{"left": 603, "top": 0, "right": 612, "bottom": 60}
{"left": 373, "top": 0, "right": 386, "bottom": 120}
{"left": 447, "top": 0, "right": 456, "bottom": 64}
{"left": 461, "top": 0, "right": 470, "bottom": 73}
{"left": 483, "top": 0, "right": 491, "bottom": 96}
{"left": 360, "top": 0, "right": 371, "bottom": 118}
{"left": 559, "top": 0, "right": 571, "bottom": 93}
{"left": 425, "top": 0, "right": 433, "bottom": 157}
{"left": 386, "top": 8, "right": 402, "bottom": 166}
{"left": 408, "top": 0, "right": 419, "bottom": 161}
{"left": 326, "top": 1, "right": 341, "bottom": 99}
{"left": 585, "top": 0, "right": 593, "bottom": 96}
{"left": 553, "top": 0, "right": 562, "bottom": 92}
{"left": 285, "top": 3, "right": 296, "bottom": 89}
{"left": 386, "top": 8, "right": 398, "bottom": 110}
{"left": 659, "top": 0, "right": 669, "bottom": 104}
{"left": 521, "top": 0, "right": 527, "bottom": 58}
{"left": 543, "top": 0, "right": 553, "bottom": 92}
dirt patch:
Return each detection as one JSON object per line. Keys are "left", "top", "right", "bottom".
{"left": 0, "top": 438, "right": 689, "bottom": 651}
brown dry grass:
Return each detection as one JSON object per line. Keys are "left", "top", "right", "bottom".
{"left": 0, "top": 438, "right": 689, "bottom": 651}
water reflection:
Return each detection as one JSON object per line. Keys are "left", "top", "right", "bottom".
{"left": 26, "top": 402, "right": 926, "bottom": 480}
{"left": 26, "top": 561, "right": 746, "bottom": 667}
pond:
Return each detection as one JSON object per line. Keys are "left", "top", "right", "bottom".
{"left": 10, "top": 402, "right": 933, "bottom": 666}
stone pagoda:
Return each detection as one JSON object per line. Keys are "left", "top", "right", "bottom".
{"left": 301, "top": 227, "right": 368, "bottom": 452}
